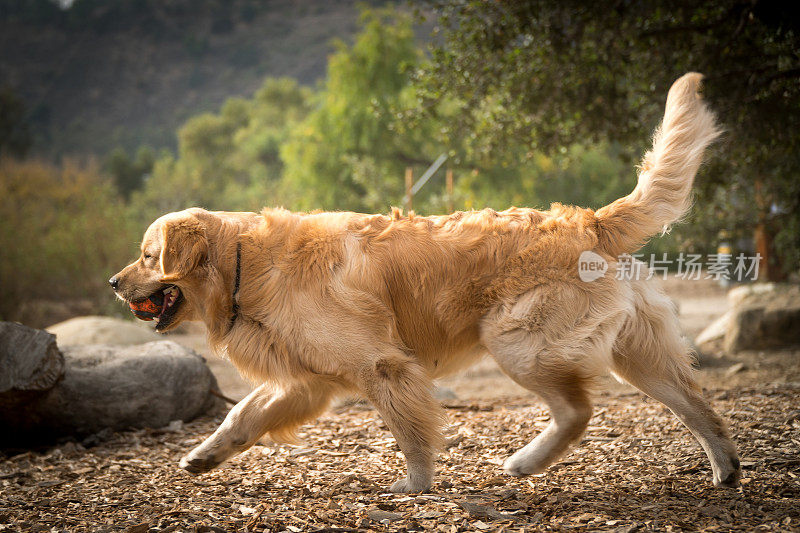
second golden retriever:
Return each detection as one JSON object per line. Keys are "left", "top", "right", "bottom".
{"left": 110, "top": 73, "right": 740, "bottom": 492}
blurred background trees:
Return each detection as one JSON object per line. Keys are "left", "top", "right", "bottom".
{"left": 0, "top": 159, "right": 136, "bottom": 323}
{"left": 281, "top": 8, "right": 431, "bottom": 212}
{"left": 105, "top": 146, "right": 155, "bottom": 200}
{"left": 1, "top": 1, "right": 797, "bottom": 324}
{"left": 418, "top": 0, "right": 800, "bottom": 278}
{"left": 130, "top": 77, "right": 313, "bottom": 223}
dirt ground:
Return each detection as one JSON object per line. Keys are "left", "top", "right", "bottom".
{"left": 2, "top": 277, "right": 799, "bottom": 532}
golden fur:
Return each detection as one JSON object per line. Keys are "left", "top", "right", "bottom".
{"left": 111, "top": 73, "right": 739, "bottom": 492}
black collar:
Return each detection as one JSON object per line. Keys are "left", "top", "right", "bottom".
{"left": 228, "top": 242, "right": 241, "bottom": 331}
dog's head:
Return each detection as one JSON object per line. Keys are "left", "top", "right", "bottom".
{"left": 110, "top": 209, "right": 209, "bottom": 332}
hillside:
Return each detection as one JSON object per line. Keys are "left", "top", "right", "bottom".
{"left": 0, "top": 0, "right": 380, "bottom": 158}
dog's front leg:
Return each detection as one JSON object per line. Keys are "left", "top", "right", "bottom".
{"left": 179, "top": 382, "right": 332, "bottom": 474}
{"left": 358, "top": 351, "right": 446, "bottom": 493}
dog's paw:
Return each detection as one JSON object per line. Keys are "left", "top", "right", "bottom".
{"left": 389, "top": 477, "right": 431, "bottom": 493}
{"left": 503, "top": 453, "right": 544, "bottom": 477}
{"left": 503, "top": 463, "right": 528, "bottom": 477}
{"left": 713, "top": 456, "right": 741, "bottom": 488}
{"left": 179, "top": 454, "right": 220, "bottom": 475}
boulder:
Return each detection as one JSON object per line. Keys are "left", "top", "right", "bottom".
{"left": 0, "top": 322, "right": 65, "bottom": 407}
{"left": 727, "top": 283, "right": 778, "bottom": 308}
{"left": 0, "top": 326, "right": 221, "bottom": 446}
{"left": 47, "top": 315, "right": 161, "bottom": 346}
{"left": 694, "top": 311, "right": 732, "bottom": 358}
{"left": 724, "top": 283, "right": 800, "bottom": 353}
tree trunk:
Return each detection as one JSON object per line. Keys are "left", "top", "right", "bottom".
{"left": 754, "top": 178, "right": 786, "bottom": 282}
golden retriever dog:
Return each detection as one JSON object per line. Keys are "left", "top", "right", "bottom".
{"left": 110, "top": 73, "right": 740, "bottom": 492}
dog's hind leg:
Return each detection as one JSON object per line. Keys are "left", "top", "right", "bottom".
{"left": 502, "top": 369, "right": 594, "bottom": 476}
{"left": 179, "top": 382, "right": 334, "bottom": 474}
{"left": 611, "top": 282, "right": 740, "bottom": 487}
{"left": 483, "top": 338, "right": 597, "bottom": 476}
{"left": 480, "top": 284, "right": 626, "bottom": 477}
{"left": 357, "top": 348, "right": 446, "bottom": 493}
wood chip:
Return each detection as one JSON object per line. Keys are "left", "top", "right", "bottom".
{"left": 0, "top": 384, "right": 797, "bottom": 531}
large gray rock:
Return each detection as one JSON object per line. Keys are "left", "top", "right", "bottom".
{"left": 727, "top": 283, "right": 780, "bottom": 308}
{"left": 724, "top": 284, "right": 800, "bottom": 353}
{"left": 694, "top": 311, "right": 732, "bottom": 358}
{"left": 0, "top": 322, "right": 65, "bottom": 406}
{"left": 0, "top": 335, "right": 221, "bottom": 446}
{"left": 47, "top": 315, "right": 161, "bottom": 346}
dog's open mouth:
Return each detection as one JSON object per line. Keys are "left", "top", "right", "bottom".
{"left": 128, "top": 286, "right": 183, "bottom": 331}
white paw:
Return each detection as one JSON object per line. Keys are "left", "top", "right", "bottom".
{"left": 503, "top": 457, "right": 529, "bottom": 477}
{"left": 503, "top": 451, "right": 544, "bottom": 477}
{"left": 178, "top": 453, "right": 220, "bottom": 474}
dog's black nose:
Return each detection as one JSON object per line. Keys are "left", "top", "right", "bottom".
{"left": 109, "top": 276, "right": 119, "bottom": 290}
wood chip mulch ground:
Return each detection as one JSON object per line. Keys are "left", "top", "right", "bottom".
{"left": 1, "top": 384, "right": 798, "bottom": 532}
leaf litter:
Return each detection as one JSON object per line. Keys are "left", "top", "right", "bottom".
{"left": 1, "top": 385, "right": 798, "bottom": 532}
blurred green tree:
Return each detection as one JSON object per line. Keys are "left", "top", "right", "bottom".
{"left": 131, "top": 77, "right": 312, "bottom": 222}
{"left": 129, "top": 6, "right": 668, "bottom": 229}
{"left": 105, "top": 146, "right": 155, "bottom": 200}
{"left": 449, "top": 143, "right": 634, "bottom": 214}
{"left": 420, "top": 0, "right": 800, "bottom": 278}
{"left": 280, "top": 7, "right": 441, "bottom": 212}
{"left": 0, "top": 158, "right": 137, "bottom": 323}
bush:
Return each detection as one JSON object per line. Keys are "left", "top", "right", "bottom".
{"left": 0, "top": 158, "right": 138, "bottom": 325}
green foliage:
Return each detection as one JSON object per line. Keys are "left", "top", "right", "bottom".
{"left": 105, "top": 146, "right": 155, "bottom": 200}
{"left": 420, "top": 0, "right": 800, "bottom": 275}
{"left": 450, "top": 143, "right": 634, "bottom": 213}
{"left": 0, "top": 158, "right": 138, "bottom": 324}
{"left": 138, "top": 6, "right": 644, "bottom": 221}
{"left": 141, "top": 8, "right": 448, "bottom": 216}
{"left": 281, "top": 8, "right": 437, "bottom": 212}
{"left": 130, "top": 77, "right": 312, "bottom": 223}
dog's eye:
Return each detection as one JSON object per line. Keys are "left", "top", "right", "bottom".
{"left": 143, "top": 253, "right": 152, "bottom": 259}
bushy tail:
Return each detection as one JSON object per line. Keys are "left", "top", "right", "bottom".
{"left": 595, "top": 73, "right": 721, "bottom": 256}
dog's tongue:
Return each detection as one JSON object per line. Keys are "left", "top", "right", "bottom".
{"left": 129, "top": 292, "right": 164, "bottom": 321}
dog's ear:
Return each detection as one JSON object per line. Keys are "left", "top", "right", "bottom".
{"left": 160, "top": 217, "right": 207, "bottom": 282}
